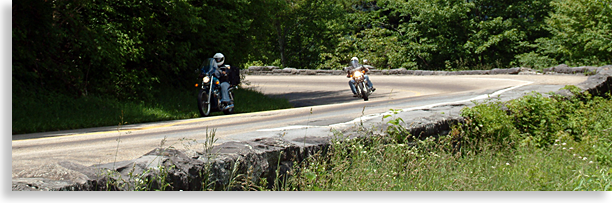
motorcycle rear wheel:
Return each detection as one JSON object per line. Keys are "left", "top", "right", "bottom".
{"left": 197, "top": 88, "right": 211, "bottom": 116}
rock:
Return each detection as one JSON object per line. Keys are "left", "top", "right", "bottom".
{"left": 282, "top": 68, "right": 297, "bottom": 74}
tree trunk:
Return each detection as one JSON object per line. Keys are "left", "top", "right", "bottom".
{"left": 274, "top": 19, "right": 287, "bottom": 67}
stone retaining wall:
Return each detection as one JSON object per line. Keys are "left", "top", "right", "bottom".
{"left": 245, "top": 64, "right": 606, "bottom": 76}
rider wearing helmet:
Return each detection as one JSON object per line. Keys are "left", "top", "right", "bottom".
{"left": 346, "top": 57, "right": 375, "bottom": 97}
{"left": 213, "top": 53, "right": 234, "bottom": 110}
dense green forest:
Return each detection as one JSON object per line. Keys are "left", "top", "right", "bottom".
{"left": 13, "top": 0, "right": 612, "bottom": 101}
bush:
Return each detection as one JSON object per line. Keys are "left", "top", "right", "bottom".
{"left": 455, "top": 86, "right": 612, "bottom": 167}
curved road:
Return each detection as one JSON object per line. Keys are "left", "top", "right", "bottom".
{"left": 12, "top": 74, "right": 588, "bottom": 177}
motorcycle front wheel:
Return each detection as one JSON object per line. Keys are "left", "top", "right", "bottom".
{"left": 359, "top": 82, "right": 369, "bottom": 101}
{"left": 197, "top": 88, "right": 211, "bottom": 116}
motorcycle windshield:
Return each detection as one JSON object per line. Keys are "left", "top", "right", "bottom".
{"left": 200, "top": 58, "right": 217, "bottom": 75}
{"left": 350, "top": 61, "right": 361, "bottom": 69}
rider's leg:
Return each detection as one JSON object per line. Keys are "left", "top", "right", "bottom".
{"left": 364, "top": 75, "right": 373, "bottom": 88}
{"left": 348, "top": 79, "right": 357, "bottom": 95}
{"left": 220, "top": 82, "right": 234, "bottom": 110}
{"left": 220, "top": 82, "right": 231, "bottom": 103}
{"left": 364, "top": 75, "right": 376, "bottom": 91}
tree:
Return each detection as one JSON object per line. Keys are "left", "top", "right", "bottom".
{"left": 525, "top": 0, "right": 612, "bottom": 68}
{"left": 13, "top": 0, "right": 266, "bottom": 100}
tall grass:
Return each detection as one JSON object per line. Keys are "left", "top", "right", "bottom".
{"left": 12, "top": 87, "right": 293, "bottom": 135}
{"left": 263, "top": 86, "right": 612, "bottom": 191}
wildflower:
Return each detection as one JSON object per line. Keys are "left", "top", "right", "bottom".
{"left": 492, "top": 166, "right": 496, "bottom": 169}
{"left": 554, "top": 143, "right": 559, "bottom": 146}
{"left": 589, "top": 161, "right": 593, "bottom": 164}
{"left": 563, "top": 147, "right": 567, "bottom": 150}
{"left": 506, "top": 163, "right": 510, "bottom": 166}
{"left": 569, "top": 147, "right": 574, "bottom": 150}
{"left": 562, "top": 143, "right": 567, "bottom": 146}
{"left": 583, "top": 157, "right": 588, "bottom": 160}
{"left": 573, "top": 154, "right": 576, "bottom": 157}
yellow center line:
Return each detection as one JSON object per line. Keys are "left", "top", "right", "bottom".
{"left": 12, "top": 107, "right": 292, "bottom": 143}
{"left": 13, "top": 87, "right": 422, "bottom": 142}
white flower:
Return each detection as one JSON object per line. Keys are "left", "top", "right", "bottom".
{"left": 569, "top": 147, "right": 574, "bottom": 150}
{"left": 589, "top": 161, "right": 593, "bottom": 164}
{"left": 506, "top": 163, "right": 510, "bottom": 166}
{"left": 562, "top": 143, "right": 567, "bottom": 146}
{"left": 573, "top": 154, "right": 577, "bottom": 157}
{"left": 583, "top": 157, "right": 588, "bottom": 160}
{"left": 492, "top": 166, "right": 496, "bottom": 169}
{"left": 554, "top": 143, "right": 559, "bottom": 146}
{"left": 563, "top": 147, "right": 567, "bottom": 150}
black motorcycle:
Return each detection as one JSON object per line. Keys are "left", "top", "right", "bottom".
{"left": 349, "top": 67, "right": 373, "bottom": 101}
{"left": 196, "top": 58, "right": 239, "bottom": 116}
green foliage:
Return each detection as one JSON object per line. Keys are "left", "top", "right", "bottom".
{"left": 255, "top": 92, "right": 612, "bottom": 191}
{"left": 13, "top": 0, "right": 265, "bottom": 100}
{"left": 13, "top": 0, "right": 611, "bottom": 101}
{"left": 383, "top": 109, "right": 411, "bottom": 142}
{"left": 519, "top": 0, "right": 612, "bottom": 68}
{"left": 457, "top": 98, "right": 518, "bottom": 150}
{"left": 251, "top": 0, "right": 347, "bottom": 69}
{"left": 455, "top": 86, "right": 612, "bottom": 165}
{"left": 273, "top": 128, "right": 611, "bottom": 191}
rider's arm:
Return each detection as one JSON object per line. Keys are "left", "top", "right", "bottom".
{"left": 345, "top": 67, "right": 352, "bottom": 77}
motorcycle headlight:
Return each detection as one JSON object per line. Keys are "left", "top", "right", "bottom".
{"left": 203, "top": 76, "right": 210, "bottom": 84}
{"left": 354, "top": 71, "right": 363, "bottom": 77}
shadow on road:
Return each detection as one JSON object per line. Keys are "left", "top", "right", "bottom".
{"left": 266, "top": 89, "right": 394, "bottom": 107}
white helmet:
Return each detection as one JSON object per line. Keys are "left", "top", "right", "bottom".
{"left": 213, "top": 53, "right": 225, "bottom": 66}
{"left": 350, "top": 57, "right": 360, "bottom": 67}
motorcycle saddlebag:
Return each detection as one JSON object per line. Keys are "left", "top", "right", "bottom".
{"left": 229, "top": 66, "right": 241, "bottom": 86}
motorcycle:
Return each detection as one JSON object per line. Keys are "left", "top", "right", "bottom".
{"left": 349, "top": 67, "right": 373, "bottom": 101}
{"left": 196, "top": 58, "right": 237, "bottom": 116}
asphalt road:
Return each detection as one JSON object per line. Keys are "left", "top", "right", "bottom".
{"left": 11, "top": 74, "right": 588, "bottom": 177}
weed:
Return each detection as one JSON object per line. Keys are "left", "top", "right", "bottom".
{"left": 383, "top": 109, "right": 411, "bottom": 143}
{"left": 267, "top": 92, "right": 612, "bottom": 191}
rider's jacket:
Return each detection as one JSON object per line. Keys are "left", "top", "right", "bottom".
{"left": 345, "top": 63, "right": 370, "bottom": 76}
{"left": 211, "top": 63, "right": 240, "bottom": 86}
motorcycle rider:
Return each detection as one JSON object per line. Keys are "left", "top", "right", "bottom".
{"left": 346, "top": 57, "right": 375, "bottom": 97}
{"left": 213, "top": 53, "right": 234, "bottom": 110}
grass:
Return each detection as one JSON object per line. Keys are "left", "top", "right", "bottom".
{"left": 12, "top": 86, "right": 293, "bottom": 135}
{"left": 260, "top": 86, "right": 612, "bottom": 191}
{"left": 272, "top": 135, "right": 610, "bottom": 191}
